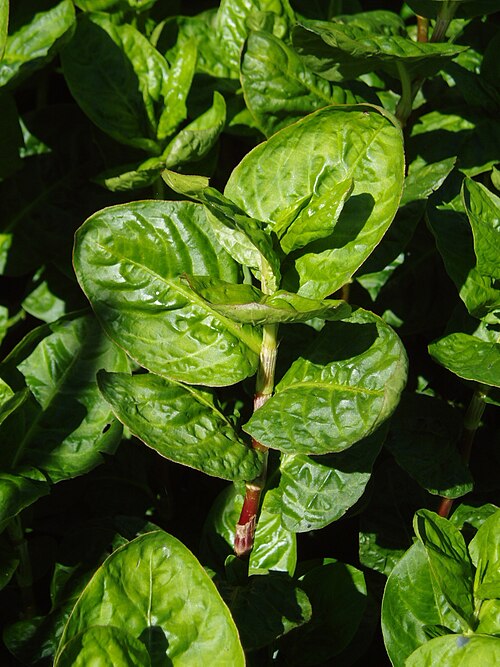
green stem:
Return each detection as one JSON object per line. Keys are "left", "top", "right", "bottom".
{"left": 395, "top": 62, "right": 413, "bottom": 127}
{"left": 234, "top": 323, "right": 278, "bottom": 558}
{"left": 8, "top": 516, "right": 36, "bottom": 619}
{"left": 430, "top": 1, "right": 458, "bottom": 42}
{"left": 438, "top": 384, "right": 490, "bottom": 518}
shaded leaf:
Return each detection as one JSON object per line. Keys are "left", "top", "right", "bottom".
{"left": 97, "top": 371, "right": 263, "bottom": 482}
{"left": 244, "top": 308, "right": 407, "bottom": 455}
{"left": 0, "top": 467, "right": 50, "bottom": 532}
{"left": 56, "top": 626, "right": 151, "bottom": 667}
{"left": 74, "top": 200, "right": 261, "bottom": 386}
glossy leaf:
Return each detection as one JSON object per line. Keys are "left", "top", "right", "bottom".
{"left": 56, "top": 626, "right": 151, "bottom": 667}
{"left": 463, "top": 178, "right": 500, "bottom": 282}
{"left": 469, "top": 510, "right": 500, "bottom": 602}
{"left": 61, "top": 15, "right": 166, "bottom": 152}
{"left": 183, "top": 275, "right": 350, "bottom": 325}
{"left": 406, "top": 634, "right": 500, "bottom": 666}
{"left": 385, "top": 393, "right": 473, "bottom": 497}
{"left": 0, "top": 0, "right": 7, "bottom": 60}
{"left": 429, "top": 333, "right": 500, "bottom": 388}
{"left": 225, "top": 104, "right": 405, "bottom": 298}
{"left": 276, "top": 427, "right": 385, "bottom": 532}
{"left": 73, "top": 200, "right": 261, "bottom": 386}
{"left": 56, "top": 531, "right": 245, "bottom": 666}
{"left": 0, "top": 468, "right": 50, "bottom": 532}
{"left": 292, "top": 21, "right": 467, "bottom": 80}
{"left": 157, "top": 40, "right": 197, "bottom": 141}
{"left": 244, "top": 308, "right": 407, "bottom": 455}
{"left": 0, "top": 0, "right": 75, "bottom": 89}
{"left": 241, "top": 30, "right": 370, "bottom": 136}
{"left": 279, "top": 559, "right": 367, "bottom": 666}
{"left": 414, "top": 510, "right": 475, "bottom": 631}
{"left": 97, "top": 371, "right": 263, "bottom": 482}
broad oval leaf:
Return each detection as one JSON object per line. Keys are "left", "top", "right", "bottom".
{"left": 462, "top": 178, "right": 500, "bottom": 282}
{"left": 224, "top": 104, "right": 405, "bottom": 298}
{"left": 56, "top": 625, "right": 151, "bottom": 667}
{"left": 73, "top": 200, "right": 261, "bottom": 386}
{"left": 97, "top": 371, "right": 263, "bottom": 482}
{"left": 429, "top": 333, "right": 500, "bottom": 388}
{"left": 244, "top": 308, "right": 407, "bottom": 455}
{"left": 276, "top": 427, "right": 385, "bottom": 532}
{"left": 406, "top": 634, "right": 500, "bottom": 666}
{"left": 55, "top": 531, "right": 245, "bottom": 666}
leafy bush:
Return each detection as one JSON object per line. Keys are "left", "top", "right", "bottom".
{"left": 0, "top": 0, "right": 499, "bottom": 665}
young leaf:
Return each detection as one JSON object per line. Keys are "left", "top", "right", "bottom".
{"left": 224, "top": 104, "right": 405, "bottom": 298}
{"left": 97, "top": 371, "right": 263, "bottom": 482}
{"left": 0, "top": 0, "right": 75, "bottom": 89}
{"left": 468, "top": 509, "right": 500, "bottom": 601}
{"left": 244, "top": 308, "right": 407, "bottom": 455}
{"left": 73, "top": 200, "right": 261, "bottom": 386}
{"left": 157, "top": 40, "right": 197, "bottom": 141}
{"left": 56, "top": 626, "right": 151, "bottom": 667}
{"left": 414, "top": 510, "right": 475, "bottom": 631}
{"left": 0, "top": 0, "right": 8, "bottom": 61}
{"left": 55, "top": 531, "right": 245, "bottom": 666}
{"left": 406, "top": 634, "right": 500, "bottom": 666}
{"left": 276, "top": 427, "right": 385, "bottom": 532}
{"left": 183, "top": 275, "right": 350, "bottom": 325}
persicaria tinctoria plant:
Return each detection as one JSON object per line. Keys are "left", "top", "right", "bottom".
{"left": 0, "top": 0, "right": 499, "bottom": 665}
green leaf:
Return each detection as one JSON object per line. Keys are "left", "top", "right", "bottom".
{"left": 183, "top": 275, "right": 350, "bottom": 325}
{"left": 55, "top": 531, "right": 245, "bottom": 666}
{"left": 0, "top": 0, "right": 8, "bottom": 60}
{"left": 278, "top": 559, "right": 367, "bottom": 665}
{"left": 225, "top": 104, "right": 405, "bottom": 298}
{"left": 414, "top": 510, "right": 475, "bottom": 631}
{"left": 406, "top": 634, "right": 500, "bottom": 666}
{"left": 162, "top": 91, "right": 226, "bottom": 168}
{"left": 469, "top": 510, "right": 500, "bottom": 605}
{"left": 276, "top": 427, "right": 385, "bottom": 532}
{"left": 463, "top": 178, "right": 500, "bottom": 282}
{"left": 244, "top": 308, "right": 407, "bottom": 455}
{"left": 382, "top": 542, "right": 459, "bottom": 667}
{"left": 241, "top": 30, "right": 371, "bottom": 136}
{"left": 56, "top": 626, "right": 151, "bottom": 667}
{"left": 73, "top": 200, "right": 261, "bottom": 386}
{"left": 0, "top": 0, "right": 75, "bottom": 89}
{"left": 61, "top": 15, "right": 166, "bottom": 153}
{"left": 97, "top": 371, "right": 263, "bottom": 482}
{"left": 220, "top": 572, "right": 311, "bottom": 651}
{"left": 292, "top": 21, "right": 467, "bottom": 80}
{"left": 0, "top": 314, "right": 128, "bottom": 484}
{"left": 157, "top": 40, "right": 197, "bottom": 141}
{"left": 0, "top": 92, "right": 22, "bottom": 179}
{"left": 429, "top": 333, "right": 500, "bottom": 388}
{"left": 0, "top": 467, "right": 50, "bottom": 532}
{"left": 385, "top": 393, "right": 473, "bottom": 498}
{"left": 0, "top": 534, "right": 18, "bottom": 591}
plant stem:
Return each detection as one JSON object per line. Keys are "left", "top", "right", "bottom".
{"left": 417, "top": 15, "right": 429, "bottom": 42}
{"left": 8, "top": 516, "right": 36, "bottom": 619}
{"left": 430, "top": 1, "right": 457, "bottom": 42}
{"left": 234, "top": 323, "right": 278, "bottom": 558}
{"left": 395, "top": 62, "right": 413, "bottom": 127}
{"left": 438, "top": 384, "right": 490, "bottom": 518}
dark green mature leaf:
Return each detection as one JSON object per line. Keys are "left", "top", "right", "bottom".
{"left": 221, "top": 572, "right": 311, "bottom": 651}
{"left": 55, "top": 531, "right": 245, "bottom": 666}
{"left": 292, "top": 21, "right": 466, "bottom": 81}
{"left": 61, "top": 15, "right": 165, "bottom": 153}
{"left": 463, "top": 178, "right": 500, "bottom": 282}
{"left": 429, "top": 333, "right": 500, "bottom": 387}
{"left": 56, "top": 626, "right": 151, "bottom": 667}
{"left": 414, "top": 510, "right": 475, "bottom": 631}
{"left": 225, "top": 104, "right": 404, "bottom": 298}
{"left": 0, "top": 92, "right": 22, "bottom": 179}
{"left": 276, "top": 427, "right": 385, "bottom": 532}
{"left": 0, "top": 0, "right": 75, "bottom": 89}
{"left": 244, "top": 308, "right": 407, "bottom": 455}
{"left": 97, "top": 371, "right": 263, "bottom": 481}
{"left": 385, "top": 393, "right": 473, "bottom": 498}
{"left": 382, "top": 542, "right": 460, "bottom": 667}
{"left": 241, "top": 30, "right": 371, "bottom": 136}
{"left": 74, "top": 200, "right": 261, "bottom": 386}
{"left": 0, "top": 534, "right": 18, "bottom": 591}
{"left": 279, "top": 559, "right": 367, "bottom": 666}
{"left": 406, "top": 634, "right": 500, "bottom": 666}
{"left": 0, "top": 468, "right": 50, "bottom": 532}
{"left": 183, "top": 276, "right": 350, "bottom": 325}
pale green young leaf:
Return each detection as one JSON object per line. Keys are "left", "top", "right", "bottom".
{"left": 73, "top": 201, "right": 261, "bottom": 386}
{"left": 429, "top": 333, "right": 500, "bottom": 388}
{"left": 56, "top": 626, "right": 151, "bottom": 667}
{"left": 244, "top": 308, "right": 407, "bottom": 455}
{"left": 469, "top": 509, "right": 500, "bottom": 603}
{"left": 225, "top": 105, "right": 404, "bottom": 298}
{"left": 414, "top": 509, "right": 475, "bottom": 631}
{"left": 97, "top": 371, "right": 263, "bottom": 482}
{"left": 56, "top": 531, "right": 245, "bottom": 666}
{"left": 183, "top": 275, "right": 350, "bottom": 325}
{"left": 0, "top": 0, "right": 75, "bottom": 89}
{"left": 0, "top": 0, "right": 8, "bottom": 60}
{"left": 157, "top": 40, "right": 197, "bottom": 141}
{"left": 406, "top": 634, "right": 500, "bottom": 667}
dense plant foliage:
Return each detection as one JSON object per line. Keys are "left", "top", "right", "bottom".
{"left": 0, "top": 0, "right": 499, "bottom": 665}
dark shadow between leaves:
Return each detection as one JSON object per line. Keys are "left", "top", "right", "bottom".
{"left": 303, "top": 320, "right": 378, "bottom": 364}
{"left": 139, "top": 626, "right": 172, "bottom": 667}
